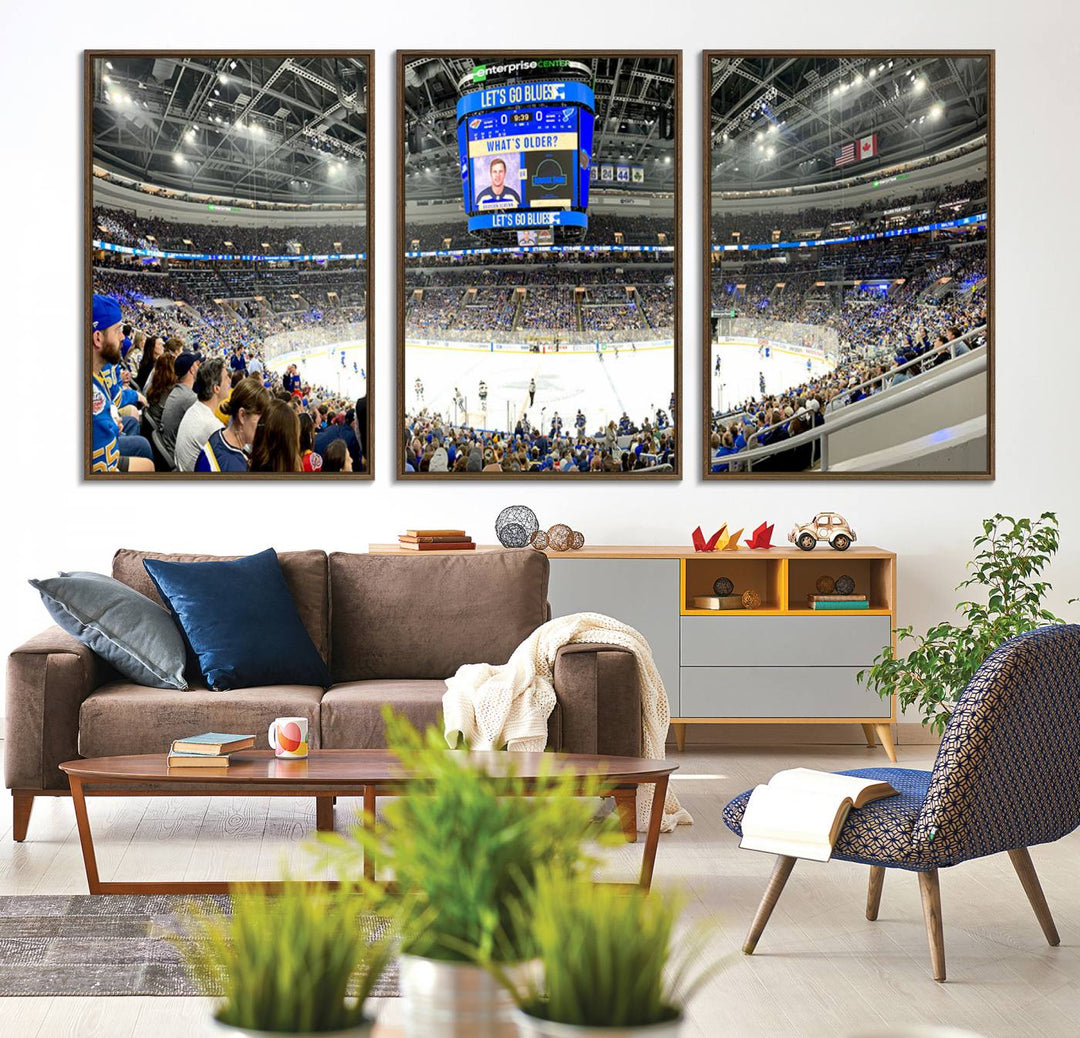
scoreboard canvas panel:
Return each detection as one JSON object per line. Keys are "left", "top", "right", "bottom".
{"left": 457, "top": 79, "right": 594, "bottom": 234}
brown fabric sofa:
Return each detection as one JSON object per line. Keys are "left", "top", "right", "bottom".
{"left": 6, "top": 548, "right": 642, "bottom": 840}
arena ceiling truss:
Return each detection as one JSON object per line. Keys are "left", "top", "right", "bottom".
{"left": 92, "top": 55, "right": 369, "bottom": 205}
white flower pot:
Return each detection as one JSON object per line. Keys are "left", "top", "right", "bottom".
{"left": 210, "top": 1015, "right": 374, "bottom": 1037}
{"left": 511, "top": 1008, "right": 685, "bottom": 1038}
{"left": 398, "top": 953, "right": 520, "bottom": 1038}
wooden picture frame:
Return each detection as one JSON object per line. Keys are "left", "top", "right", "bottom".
{"left": 85, "top": 50, "right": 375, "bottom": 479}
{"left": 398, "top": 50, "right": 682, "bottom": 479}
{"left": 702, "top": 51, "right": 994, "bottom": 480}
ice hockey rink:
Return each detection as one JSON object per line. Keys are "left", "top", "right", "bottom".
{"left": 404, "top": 340, "right": 675, "bottom": 433}
{"left": 268, "top": 340, "right": 369, "bottom": 402}
{"left": 710, "top": 337, "right": 837, "bottom": 414}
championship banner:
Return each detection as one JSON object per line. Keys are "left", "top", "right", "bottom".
{"left": 632, "top": 166, "right": 644, "bottom": 184}
{"left": 600, "top": 163, "right": 614, "bottom": 182}
{"left": 616, "top": 164, "right": 630, "bottom": 183}
{"left": 590, "top": 164, "right": 599, "bottom": 183}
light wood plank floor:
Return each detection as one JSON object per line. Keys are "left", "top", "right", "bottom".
{"left": 1, "top": 740, "right": 1077, "bottom": 1038}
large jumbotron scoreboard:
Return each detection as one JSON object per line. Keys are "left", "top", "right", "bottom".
{"left": 456, "top": 77, "right": 595, "bottom": 237}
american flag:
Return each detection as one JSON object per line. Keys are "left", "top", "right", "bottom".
{"left": 835, "top": 142, "right": 856, "bottom": 167}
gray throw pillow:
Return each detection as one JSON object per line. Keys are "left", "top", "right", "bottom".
{"left": 29, "top": 571, "right": 188, "bottom": 690}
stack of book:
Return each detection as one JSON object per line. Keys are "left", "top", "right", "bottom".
{"left": 167, "top": 732, "right": 255, "bottom": 768}
{"left": 397, "top": 529, "right": 475, "bottom": 552}
{"left": 807, "top": 594, "right": 870, "bottom": 611}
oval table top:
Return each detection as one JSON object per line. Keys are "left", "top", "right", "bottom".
{"left": 59, "top": 748, "right": 677, "bottom": 785}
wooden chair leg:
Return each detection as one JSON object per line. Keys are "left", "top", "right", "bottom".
{"left": 612, "top": 788, "right": 638, "bottom": 844}
{"left": 743, "top": 855, "right": 797, "bottom": 955}
{"left": 1007, "top": 847, "right": 1060, "bottom": 946}
{"left": 12, "top": 792, "right": 34, "bottom": 842}
{"left": 917, "top": 869, "right": 946, "bottom": 982}
{"left": 866, "top": 865, "right": 885, "bottom": 920}
{"left": 672, "top": 723, "right": 687, "bottom": 752}
{"left": 860, "top": 723, "right": 877, "bottom": 748}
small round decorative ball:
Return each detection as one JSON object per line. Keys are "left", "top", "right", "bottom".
{"left": 547, "top": 523, "right": 573, "bottom": 552}
{"left": 741, "top": 589, "right": 761, "bottom": 609}
{"left": 495, "top": 505, "right": 539, "bottom": 548}
{"left": 815, "top": 575, "right": 836, "bottom": 594}
{"left": 570, "top": 530, "right": 585, "bottom": 550}
{"left": 835, "top": 574, "right": 856, "bottom": 595}
{"left": 530, "top": 529, "right": 549, "bottom": 551}
{"left": 713, "top": 576, "right": 735, "bottom": 597}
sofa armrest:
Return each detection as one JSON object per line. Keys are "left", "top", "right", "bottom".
{"left": 552, "top": 643, "right": 641, "bottom": 758}
{"left": 5, "top": 626, "right": 108, "bottom": 791}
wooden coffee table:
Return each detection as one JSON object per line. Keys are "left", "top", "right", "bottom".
{"left": 59, "top": 749, "right": 676, "bottom": 895}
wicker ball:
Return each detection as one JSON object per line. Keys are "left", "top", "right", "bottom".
{"left": 570, "top": 530, "right": 585, "bottom": 550}
{"left": 713, "top": 576, "right": 734, "bottom": 597}
{"left": 741, "top": 589, "right": 761, "bottom": 609}
{"left": 835, "top": 574, "right": 856, "bottom": 595}
{"left": 530, "top": 529, "right": 549, "bottom": 551}
{"left": 495, "top": 505, "right": 539, "bottom": 548}
{"left": 815, "top": 575, "right": 836, "bottom": 594}
{"left": 547, "top": 523, "right": 574, "bottom": 552}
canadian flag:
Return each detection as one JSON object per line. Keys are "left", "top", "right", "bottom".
{"left": 858, "top": 134, "right": 879, "bottom": 161}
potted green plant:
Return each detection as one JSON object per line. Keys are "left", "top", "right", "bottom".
{"left": 314, "top": 710, "right": 620, "bottom": 1038}
{"left": 502, "top": 869, "right": 720, "bottom": 1037}
{"left": 859, "top": 513, "right": 1071, "bottom": 733}
{"left": 175, "top": 880, "right": 393, "bottom": 1037}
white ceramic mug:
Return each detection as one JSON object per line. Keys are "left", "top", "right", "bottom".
{"left": 268, "top": 716, "right": 309, "bottom": 759}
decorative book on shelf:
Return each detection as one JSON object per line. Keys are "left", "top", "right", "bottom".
{"left": 170, "top": 733, "right": 255, "bottom": 756}
{"left": 398, "top": 529, "right": 475, "bottom": 551}
{"left": 739, "top": 768, "right": 898, "bottom": 862}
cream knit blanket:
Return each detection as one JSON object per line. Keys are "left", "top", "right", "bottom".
{"left": 442, "top": 612, "right": 692, "bottom": 833}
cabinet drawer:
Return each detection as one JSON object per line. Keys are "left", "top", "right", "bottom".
{"left": 680, "top": 615, "right": 891, "bottom": 668}
{"left": 680, "top": 666, "right": 891, "bottom": 719}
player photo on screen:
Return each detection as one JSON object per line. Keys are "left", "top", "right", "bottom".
{"left": 705, "top": 52, "right": 992, "bottom": 479}
{"left": 399, "top": 51, "right": 681, "bottom": 479}
{"left": 85, "top": 52, "right": 373, "bottom": 480}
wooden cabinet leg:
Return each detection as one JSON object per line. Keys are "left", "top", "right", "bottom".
{"left": 874, "top": 723, "right": 898, "bottom": 762}
{"left": 917, "top": 869, "right": 946, "bottom": 982}
{"left": 866, "top": 865, "right": 885, "bottom": 920}
{"left": 315, "top": 796, "right": 334, "bottom": 832}
{"left": 12, "top": 792, "right": 34, "bottom": 842}
{"left": 743, "top": 855, "right": 797, "bottom": 955}
{"left": 860, "top": 724, "right": 877, "bottom": 748}
{"left": 1007, "top": 847, "right": 1060, "bottom": 946}
{"left": 672, "top": 723, "right": 687, "bottom": 752}
{"left": 612, "top": 788, "right": 638, "bottom": 844}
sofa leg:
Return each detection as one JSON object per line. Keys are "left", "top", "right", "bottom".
{"left": 866, "top": 865, "right": 885, "bottom": 920}
{"left": 315, "top": 796, "right": 334, "bottom": 833}
{"left": 612, "top": 788, "right": 638, "bottom": 844}
{"left": 12, "top": 792, "right": 34, "bottom": 842}
{"left": 917, "top": 869, "right": 946, "bottom": 982}
{"left": 743, "top": 855, "right": 797, "bottom": 955}
{"left": 1008, "top": 847, "right": 1060, "bottom": 946}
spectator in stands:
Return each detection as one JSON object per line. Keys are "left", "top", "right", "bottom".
{"left": 160, "top": 351, "right": 202, "bottom": 455}
{"left": 314, "top": 411, "right": 360, "bottom": 471}
{"left": 175, "top": 358, "right": 228, "bottom": 472}
{"left": 135, "top": 336, "right": 163, "bottom": 392}
{"left": 322, "top": 438, "right": 351, "bottom": 472}
{"left": 251, "top": 399, "right": 301, "bottom": 473}
{"left": 90, "top": 294, "right": 154, "bottom": 474}
{"left": 143, "top": 353, "right": 177, "bottom": 430}
{"left": 298, "top": 413, "right": 323, "bottom": 471}
{"left": 195, "top": 377, "right": 271, "bottom": 473}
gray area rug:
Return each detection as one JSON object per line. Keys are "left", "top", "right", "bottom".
{"left": 0, "top": 895, "right": 399, "bottom": 997}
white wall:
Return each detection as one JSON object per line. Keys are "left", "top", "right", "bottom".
{"left": 3, "top": 2, "right": 1079, "bottom": 721}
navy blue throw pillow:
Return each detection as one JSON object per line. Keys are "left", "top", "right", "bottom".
{"left": 142, "top": 548, "right": 332, "bottom": 691}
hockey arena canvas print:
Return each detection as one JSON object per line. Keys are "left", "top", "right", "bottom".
{"left": 398, "top": 51, "right": 681, "bottom": 478}
{"left": 86, "top": 51, "right": 373, "bottom": 478}
{"left": 704, "top": 52, "right": 993, "bottom": 479}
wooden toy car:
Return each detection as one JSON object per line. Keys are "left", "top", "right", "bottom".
{"left": 788, "top": 512, "right": 856, "bottom": 552}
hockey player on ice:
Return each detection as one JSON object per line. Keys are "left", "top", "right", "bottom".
{"left": 575, "top": 409, "right": 586, "bottom": 435}
{"left": 414, "top": 377, "right": 424, "bottom": 403}
{"left": 528, "top": 378, "right": 535, "bottom": 407}
{"left": 478, "top": 380, "right": 488, "bottom": 414}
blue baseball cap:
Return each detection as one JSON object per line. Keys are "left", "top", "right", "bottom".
{"left": 91, "top": 294, "right": 122, "bottom": 332}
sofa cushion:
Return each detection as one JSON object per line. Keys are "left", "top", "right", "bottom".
{"left": 328, "top": 550, "right": 549, "bottom": 681}
{"left": 112, "top": 549, "right": 330, "bottom": 665}
{"left": 321, "top": 680, "right": 561, "bottom": 750}
{"left": 79, "top": 681, "right": 323, "bottom": 758}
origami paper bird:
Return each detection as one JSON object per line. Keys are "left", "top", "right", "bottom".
{"left": 692, "top": 524, "right": 727, "bottom": 552}
{"left": 745, "top": 522, "right": 775, "bottom": 549}
{"left": 722, "top": 528, "right": 744, "bottom": 551}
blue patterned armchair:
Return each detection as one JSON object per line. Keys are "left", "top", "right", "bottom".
{"left": 723, "top": 624, "right": 1080, "bottom": 981}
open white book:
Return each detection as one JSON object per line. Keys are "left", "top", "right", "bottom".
{"left": 739, "top": 768, "right": 898, "bottom": 862}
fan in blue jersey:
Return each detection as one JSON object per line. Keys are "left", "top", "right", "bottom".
{"left": 195, "top": 377, "right": 270, "bottom": 473}
{"left": 282, "top": 364, "right": 302, "bottom": 395}
{"left": 90, "top": 295, "right": 153, "bottom": 474}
